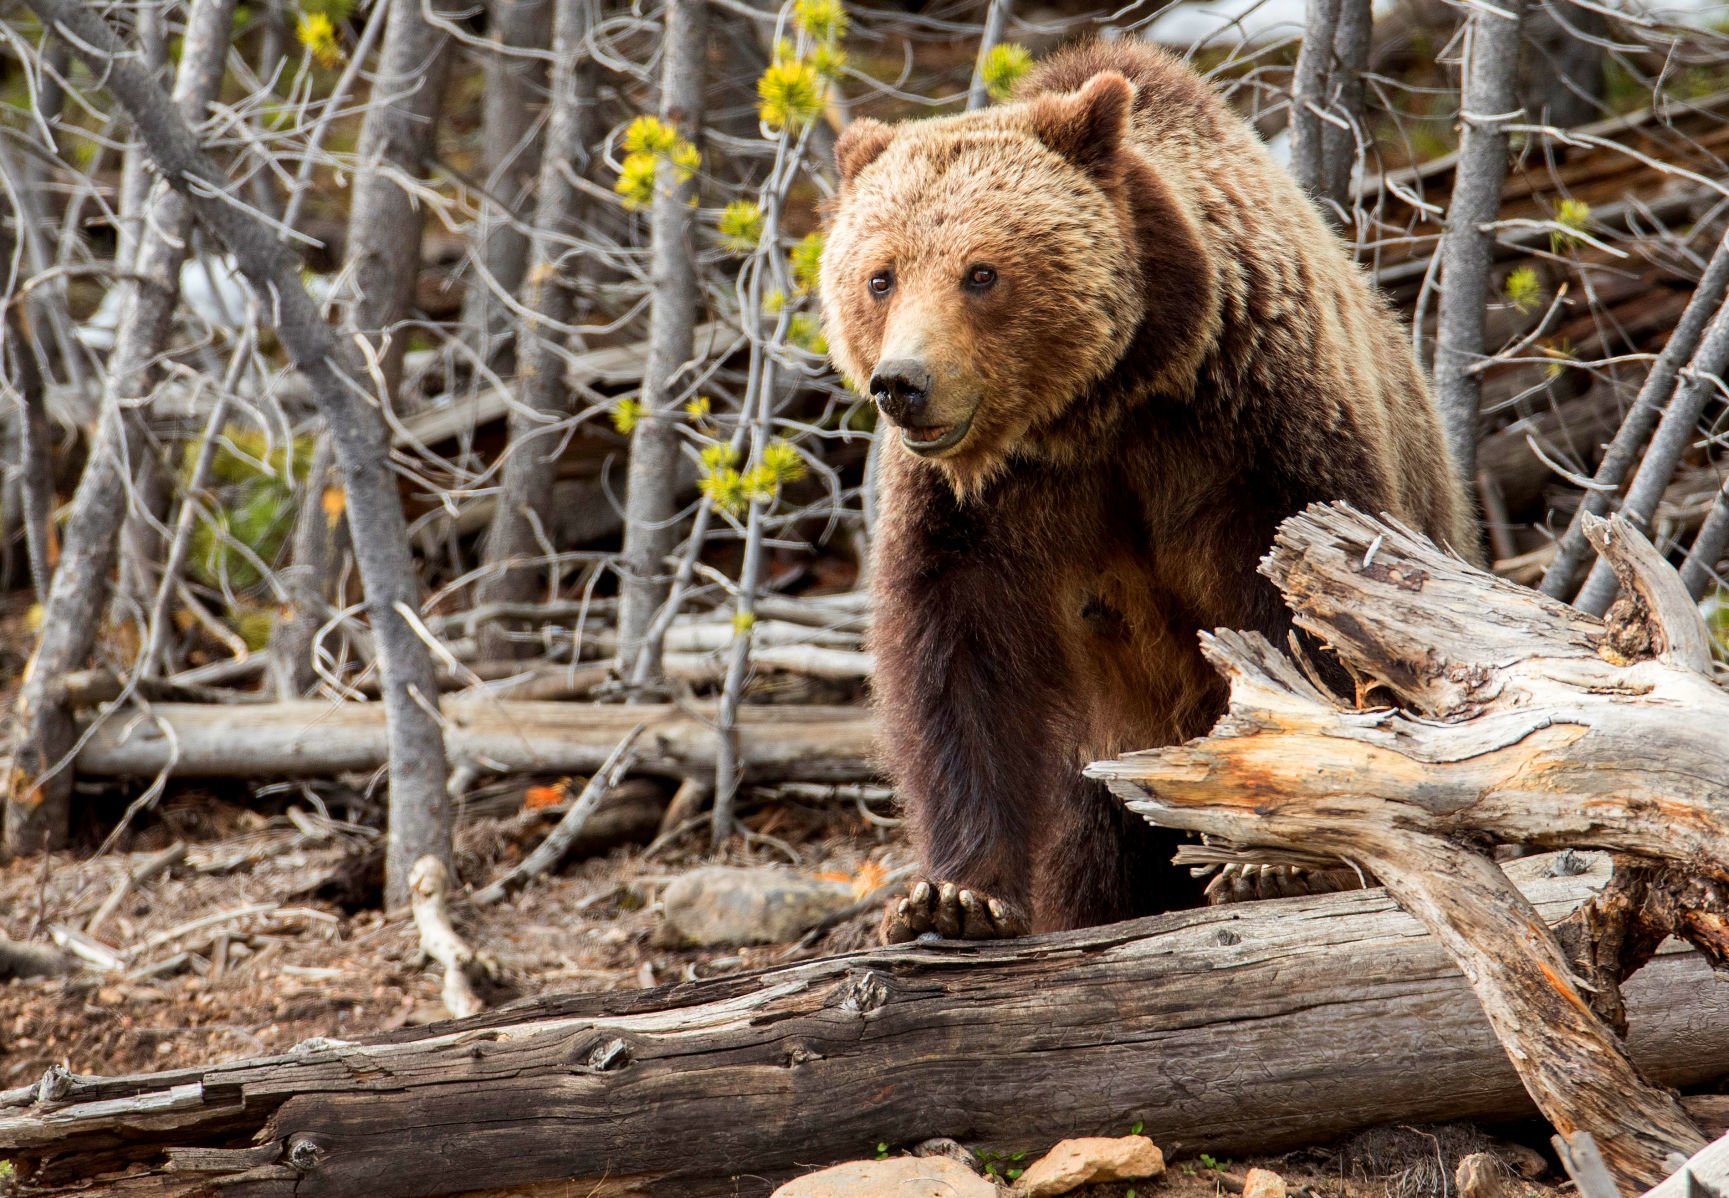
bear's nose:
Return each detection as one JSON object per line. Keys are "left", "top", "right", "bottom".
{"left": 869, "top": 360, "right": 932, "bottom": 426}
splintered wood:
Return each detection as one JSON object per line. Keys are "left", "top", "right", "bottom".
{"left": 1092, "top": 502, "right": 1729, "bottom": 1192}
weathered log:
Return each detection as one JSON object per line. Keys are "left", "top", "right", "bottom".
{"left": 71, "top": 700, "right": 877, "bottom": 783}
{"left": 6, "top": 855, "right": 1729, "bottom": 1198}
{"left": 1091, "top": 503, "right": 1729, "bottom": 1191}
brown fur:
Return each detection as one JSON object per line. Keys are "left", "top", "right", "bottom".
{"left": 820, "top": 41, "right": 1478, "bottom": 934}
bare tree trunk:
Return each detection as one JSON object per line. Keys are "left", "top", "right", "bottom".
{"left": 1320, "top": 0, "right": 1372, "bottom": 222}
{"left": 614, "top": 0, "right": 709, "bottom": 683}
{"left": 345, "top": 0, "right": 454, "bottom": 400}
{"left": 1431, "top": 0, "right": 1526, "bottom": 487}
{"left": 1289, "top": 0, "right": 1342, "bottom": 201}
{"left": 1573, "top": 294, "right": 1729, "bottom": 614}
{"left": 474, "top": 0, "right": 600, "bottom": 661}
{"left": 4, "top": 0, "right": 234, "bottom": 855}
{"left": 966, "top": 0, "right": 1014, "bottom": 111}
{"left": 268, "top": 438, "right": 338, "bottom": 697}
{"left": 1538, "top": 225, "right": 1729, "bottom": 600}
{"left": 0, "top": 207, "right": 54, "bottom": 603}
{"left": 269, "top": 0, "right": 453, "bottom": 697}
{"left": 461, "top": 0, "right": 552, "bottom": 369}
{"left": 23, "top": 0, "right": 453, "bottom": 907}
{"left": 1525, "top": 0, "right": 1605, "bottom": 129}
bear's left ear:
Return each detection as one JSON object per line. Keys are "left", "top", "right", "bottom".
{"left": 1027, "top": 71, "right": 1134, "bottom": 175}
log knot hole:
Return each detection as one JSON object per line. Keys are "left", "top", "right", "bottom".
{"left": 286, "top": 1134, "right": 325, "bottom": 1172}
{"left": 584, "top": 1037, "right": 633, "bottom": 1072}
{"left": 832, "top": 968, "right": 893, "bottom": 1015}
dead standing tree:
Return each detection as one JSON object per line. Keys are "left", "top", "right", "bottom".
{"left": 615, "top": 0, "right": 709, "bottom": 684}
{"left": 1432, "top": 0, "right": 1527, "bottom": 489}
{"left": 19, "top": 0, "right": 454, "bottom": 907}
{"left": 269, "top": 0, "right": 456, "bottom": 697}
{"left": 474, "top": 0, "right": 601, "bottom": 661}
{"left": 1090, "top": 503, "right": 1729, "bottom": 1190}
{"left": 3, "top": 0, "right": 235, "bottom": 855}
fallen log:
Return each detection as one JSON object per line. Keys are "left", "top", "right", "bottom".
{"left": 1092, "top": 503, "right": 1729, "bottom": 1191}
{"left": 71, "top": 700, "right": 878, "bottom": 783}
{"left": 4, "top": 854, "right": 1729, "bottom": 1197}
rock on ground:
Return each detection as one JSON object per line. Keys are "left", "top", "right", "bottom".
{"left": 1016, "top": 1135, "right": 1166, "bottom": 1197}
{"left": 660, "top": 866, "right": 856, "bottom": 946}
{"left": 770, "top": 1156, "right": 997, "bottom": 1197}
{"left": 1244, "top": 1167, "right": 1287, "bottom": 1198}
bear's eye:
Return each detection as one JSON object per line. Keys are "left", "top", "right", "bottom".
{"left": 867, "top": 270, "right": 894, "bottom": 297}
{"left": 964, "top": 265, "right": 997, "bottom": 291}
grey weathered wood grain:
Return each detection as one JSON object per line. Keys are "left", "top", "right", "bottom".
{"left": 73, "top": 700, "right": 878, "bottom": 783}
{"left": 8, "top": 856, "right": 1729, "bottom": 1197}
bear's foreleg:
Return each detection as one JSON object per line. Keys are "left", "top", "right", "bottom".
{"left": 872, "top": 536, "right": 1075, "bottom": 943}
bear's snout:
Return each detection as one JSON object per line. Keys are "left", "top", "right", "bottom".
{"left": 870, "top": 360, "right": 933, "bottom": 426}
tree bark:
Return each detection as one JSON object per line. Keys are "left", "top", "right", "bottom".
{"left": 474, "top": 0, "right": 600, "bottom": 660}
{"left": 6, "top": 854, "right": 1729, "bottom": 1198}
{"left": 1288, "top": 0, "right": 1343, "bottom": 202}
{"left": 4, "top": 0, "right": 235, "bottom": 855}
{"left": 1573, "top": 288, "right": 1729, "bottom": 614}
{"left": 73, "top": 699, "right": 876, "bottom": 784}
{"left": 1536, "top": 224, "right": 1729, "bottom": 600}
{"left": 1090, "top": 503, "right": 1726, "bottom": 1191}
{"left": 344, "top": 0, "right": 454, "bottom": 399}
{"left": 267, "top": 437, "right": 339, "bottom": 697}
{"left": 22, "top": 0, "right": 453, "bottom": 907}
{"left": 460, "top": 0, "right": 553, "bottom": 370}
{"left": 1319, "top": 0, "right": 1371, "bottom": 222}
{"left": 1431, "top": 0, "right": 1526, "bottom": 486}
{"left": 966, "top": 0, "right": 1014, "bottom": 111}
{"left": 614, "top": 0, "right": 709, "bottom": 681}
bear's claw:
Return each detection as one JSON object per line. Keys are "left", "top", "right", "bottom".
{"left": 1203, "top": 862, "right": 1368, "bottom": 905}
{"left": 880, "top": 877, "right": 1029, "bottom": 944}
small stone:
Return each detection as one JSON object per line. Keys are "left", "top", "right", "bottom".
{"left": 1456, "top": 1153, "right": 1513, "bottom": 1198}
{"left": 1243, "top": 1167, "right": 1287, "bottom": 1198}
{"left": 660, "top": 867, "right": 855, "bottom": 947}
{"left": 771, "top": 1156, "right": 995, "bottom": 1197}
{"left": 1016, "top": 1135, "right": 1165, "bottom": 1197}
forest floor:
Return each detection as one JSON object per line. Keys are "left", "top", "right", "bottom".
{"left": 0, "top": 775, "right": 1572, "bottom": 1198}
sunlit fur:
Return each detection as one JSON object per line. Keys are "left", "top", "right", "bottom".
{"left": 823, "top": 41, "right": 1479, "bottom": 935}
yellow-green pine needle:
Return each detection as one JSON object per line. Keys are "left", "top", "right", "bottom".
{"left": 297, "top": 11, "right": 343, "bottom": 66}
{"left": 791, "top": 230, "right": 824, "bottom": 293}
{"left": 758, "top": 57, "right": 825, "bottom": 130}
{"left": 612, "top": 396, "right": 644, "bottom": 434}
{"left": 794, "top": 0, "right": 848, "bottom": 44}
{"left": 700, "top": 442, "right": 740, "bottom": 473}
{"left": 614, "top": 152, "right": 657, "bottom": 210}
{"left": 761, "top": 438, "right": 807, "bottom": 484}
{"left": 981, "top": 43, "right": 1033, "bottom": 102}
{"left": 1503, "top": 266, "right": 1542, "bottom": 314}
{"left": 1551, "top": 197, "right": 1591, "bottom": 252}
{"left": 717, "top": 200, "right": 764, "bottom": 253}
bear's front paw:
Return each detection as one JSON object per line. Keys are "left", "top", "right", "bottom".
{"left": 1203, "top": 862, "right": 1368, "bottom": 905}
{"left": 879, "top": 878, "right": 1029, "bottom": 944}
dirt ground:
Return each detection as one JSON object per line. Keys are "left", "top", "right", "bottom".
{"left": 0, "top": 772, "right": 1577, "bottom": 1198}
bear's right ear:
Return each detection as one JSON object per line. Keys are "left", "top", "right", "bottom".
{"left": 834, "top": 118, "right": 895, "bottom": 186}
{"left": 1028, "top": 71, "right": 1134, "bottom": 175}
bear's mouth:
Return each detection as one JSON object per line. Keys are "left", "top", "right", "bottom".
{"left": 900, "top": 410, "right": 975, "bottom": 456}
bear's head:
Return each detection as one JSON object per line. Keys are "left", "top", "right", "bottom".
{"left": 820, "top": 71, "right": 1216, "bottom": 491}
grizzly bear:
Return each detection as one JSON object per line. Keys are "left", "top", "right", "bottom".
{"left": 819, "top": 40, "right": 1477, "bottom": 942}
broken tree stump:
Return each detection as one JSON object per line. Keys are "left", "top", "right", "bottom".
{"left": 1091, "top": 503, "right": 1729, "bottom": 1192}
{"left": 4, "top": 855, "right": 1729, "bottom": 1197}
